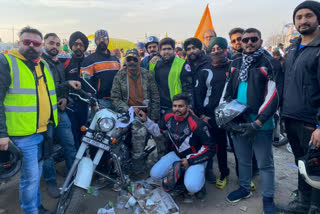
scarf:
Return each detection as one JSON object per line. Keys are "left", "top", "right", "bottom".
{"left": 239, "top": 48, "right": 264, "bottom": 81}
{"left": 174, "top": 112, "right": 189, "bottom": 122}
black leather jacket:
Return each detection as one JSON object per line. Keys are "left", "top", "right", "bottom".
{"left": 223, "top": 52, "right": 283, "bottom": 124}
{"left": 144, "top": 112, "right": 215, "bottom": 166}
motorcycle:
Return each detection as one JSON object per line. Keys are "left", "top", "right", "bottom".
{"left": 56, "top": 74, "right": 154, "bottom": 214}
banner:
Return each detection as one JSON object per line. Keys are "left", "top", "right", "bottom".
{"left": 194, "top": 4, "right": 215, "bottom": 42}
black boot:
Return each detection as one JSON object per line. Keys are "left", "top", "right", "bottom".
{"left": 277, "top": 191, "right": 311, "bottom": 214}
{"left": 195, "top": 185, "right": 207, "bottom": 200}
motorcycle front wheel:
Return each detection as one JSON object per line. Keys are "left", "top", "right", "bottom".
{"left": 56, "top": 184, "right": 87, "bottom": 214}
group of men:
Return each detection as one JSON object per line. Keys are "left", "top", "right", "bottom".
{"left": 0, "top": 1, "right": 320, "bottom": 214}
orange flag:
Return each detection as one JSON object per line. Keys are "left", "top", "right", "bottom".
{"left": 194, "top": 4, "right": 215, "bottom": 43}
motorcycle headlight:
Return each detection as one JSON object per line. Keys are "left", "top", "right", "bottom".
{"left": 97, "top": 117, "right": 115, "bottom": 132}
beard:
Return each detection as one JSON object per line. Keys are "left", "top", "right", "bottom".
{"left": 139, "top": 52, "right": 145, "bottom": 57}
{"left": 73, "top": 49, "right": 83, "bottom": 57}
{"left": 187, "top": 53, "right": 201, "bottom": 63}
{"left": 298, "top": 23, "right": 318, "bottom": 35}
{"left": 21, "top": 47, "right": 41, "bottom": 61}
{"left": 97, "top": 42, "right": 108, "bottom": 53}
{"left": 46, "top": 48, "right": 59, "bottom": 57}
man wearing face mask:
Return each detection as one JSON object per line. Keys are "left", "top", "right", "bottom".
{"left": 0, "top": 27, "right": 58, "bottom": 214}
{"left": 41, "top": 33, "right": 80, "bottom": 199}
{"left": 152, "top": 37, "right": 194, "bottom": 115}
{"left": 80, "top": 29, "right": 121, "bottom": 109}
{"left": 111, "top": 49, "right": 160, "bottom": 180}
{"left": 59, "top": 31, "right": 89, "bottom": 149}
{"left": 191, "top": 37, "right": 231, "bottom": 189}
{"left": 222, "top": 28, "right": 283, "bottom": 214}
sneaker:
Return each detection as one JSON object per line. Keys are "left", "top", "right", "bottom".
{"left": 216, "top": 176, "right": 228, "bottom": 189}
{"left": 47, "top": 183, "right": 60, "bottom": 198}
{"left": 227, "top": 187, "right": 252, "bottom": 203}
{"left": 263, "top": 197, "right": 276, "bottom": 214}
{"left": 195, "top": 186, "right": 207, "bottom": 200}
{"left": 205, "top": 169, "right": 216, "bottom": 184}
{"left": 38, "top": 205, "right": 54, "bottom": 214}
{"left": 251, "top": 181, "right": 256, "bottom": 191}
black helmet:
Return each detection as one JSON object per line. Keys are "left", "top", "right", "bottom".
{"left": 162, "top": 161, "right": 183, "bottom": 192}
{"left": 0, "top": 143, "right": 23, "bottom": 180}
{"left": 298, "top": 144, "right": 320, "bottom": 189}
{"left": 215, "top": 100, "right": 247, "bottom": 128}
{"left": 145, "top": 36, "right": 159, "bottom": 50}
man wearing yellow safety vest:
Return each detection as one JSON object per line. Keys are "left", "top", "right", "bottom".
{"left": 0, "top": 27, "right": 79, "bottom": 214}
{"left": 151, "top": 37, "right": 193, "bottom": 115}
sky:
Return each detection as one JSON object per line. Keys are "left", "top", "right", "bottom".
{"left": 0, "top": 0, "right": 305, "bottom": 44}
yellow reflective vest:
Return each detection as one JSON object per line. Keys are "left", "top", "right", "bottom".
{"left": 3, "top": 54, "right": 58, "bottom": 136}
{"left": 149, "top": 56, "right": 185, "bottom": 100}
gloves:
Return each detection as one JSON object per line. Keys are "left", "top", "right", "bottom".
{"left": 239, "top": 121, "right": 261, "bottom": 137}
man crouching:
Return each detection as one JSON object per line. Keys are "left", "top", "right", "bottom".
{"left": 134, "top": 93, "right": 215, "bottom": 200}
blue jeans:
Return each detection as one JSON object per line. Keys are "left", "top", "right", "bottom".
{"left": 98, "top": 99, "right": 113, "bottom": 110}
{"left": 66, "top": 100, "right": 88, "bottom": 149}
{"left": 232, "top": 130, "right": 275, "bottom": 197}
{"left": 11, "top": 134, "right": 44, "bottom": 214}
{"left": 150, "top": 151, "right": 207, "bottom": 193}
{"left": 43, "top": 111, "right": 76, "bottom": 185}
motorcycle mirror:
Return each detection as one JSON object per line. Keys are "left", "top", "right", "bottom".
{"left": 142, "top": 100, "right": 149, "bottom": 107}
{"left": 81, "top": 71, "right": 91, "bottom": 81}
{"left": 80, "top": 71, "right": 97, "bottom": 95}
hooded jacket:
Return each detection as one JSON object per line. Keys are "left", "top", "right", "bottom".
{"left": 194, "top": 61, "right": 230, "bottom": 126}
{"left": 282, "top": 34, "right": 320, "bottom": 125}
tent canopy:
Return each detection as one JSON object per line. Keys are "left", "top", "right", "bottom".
{"left": 87, "top": 35, "right": 135, "bottom": 52}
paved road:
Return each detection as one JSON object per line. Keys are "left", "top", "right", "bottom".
{"left": 0, "top": 145, "right": 297, "bottom": 214}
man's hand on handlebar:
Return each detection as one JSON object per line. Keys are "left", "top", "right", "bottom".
{"left": 134, "top": 108, "right": 147, "bottom": 122}
{"left": 58, "top": 98, "right": 67, "bottom": 111}
{"left": 68, "top": 80, "right": 81, "bottom": 90}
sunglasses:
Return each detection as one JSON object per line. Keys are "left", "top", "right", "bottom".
{"left": 127, "top": 56, "right": 138, "bottom": 62}
{"left": 231, "top": 37, "right": 241, "bottom": 44}
{"left": 241, "top": 37, "right": 259, "bottom": 44}
{"left": 22, "top": 39, "right": 42, "bottom": 47}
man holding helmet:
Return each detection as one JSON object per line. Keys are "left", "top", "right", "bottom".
{"left": 135, "top": 93, "right": 215, "bottom": 199}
